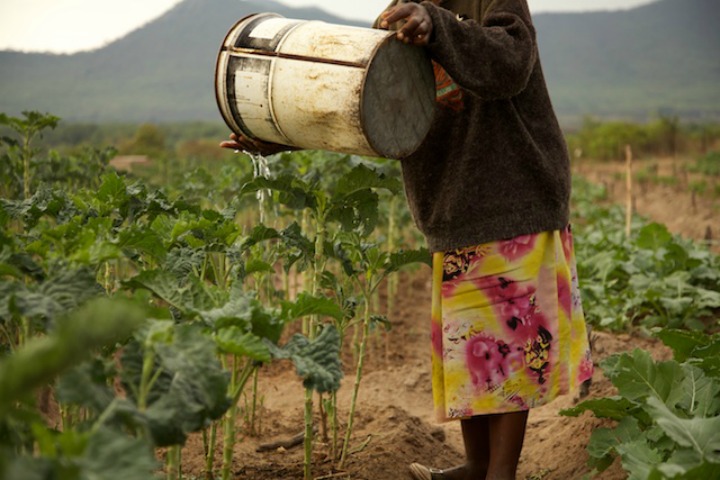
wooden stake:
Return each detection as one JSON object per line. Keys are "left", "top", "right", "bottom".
{"left": 625, "top": 145, "right": 633, "bottom": 238}
{"left": 705, "top": 226, "right": 713, "bottom": 248}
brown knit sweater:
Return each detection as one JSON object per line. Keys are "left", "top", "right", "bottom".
{"left": 395, "top": 0, "right": 571, "bottom": 252}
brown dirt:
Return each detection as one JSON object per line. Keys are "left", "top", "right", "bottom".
{"left": 177, "top": 267, "right": 671, "bottom": 480}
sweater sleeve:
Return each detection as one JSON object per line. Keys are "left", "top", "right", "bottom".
{"left": 422, "top": 0, "right": 537, "bottom": 100}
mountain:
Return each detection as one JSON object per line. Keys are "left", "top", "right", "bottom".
{"left": 0, "top": 0, "right": 365, "bottom": 123}
{"left": 534, "top": 0, "right": 720, "bottom": 124}
{"left": 0, "top": 0, "right": 718, "bottom": 125}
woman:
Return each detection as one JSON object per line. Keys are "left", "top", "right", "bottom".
{"left": 222, "top": 1, "right": 593, "bottom": 478}
{"left": 378, "top": 2, "right": 593, "bottom": 479}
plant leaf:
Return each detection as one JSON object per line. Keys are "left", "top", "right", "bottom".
{"left": 645, "top": 396, "right": 720, "bottom": 463}
{"left": 0, "top": 298, "right": 146, "bottom": 415}
{"left": 120, "top": 323, "right": 231, "bottom": 447}
{"left": 78, "top": 427, "right": 158, "bottom": 479}
{"left": 56, "top": 360, "right": 116, "bottom": 414}
{"left": 124, "top": 269, "right": 216, "bottom": 314}
{"left": 214, "top": 327, "right": 271, "bottom": 363}
{"left": 333, "top": 164, "right": 402, "bottom": 196}
{"left": 677, "top": 364, "right": 720, "bottom": 418}
{"left": 657, "top": 329, "right": 713, "bottom": 362}
{"left": 267, "top": 324, "right": 343, "bottom": 393}
{"left": 7, "top": 267, "right": 103, "bottom": 325}
{"left": 118, "top": 227, "right": 166, "bottom": 263}
{"left": 635, "top": 222, "right": 673, "bottom": 252}
{"left": 327, "top": 188, "right": 379, "bottom": 236}
{"left": 615, "top": 438, "right": 665, "bottom": 480}
{"left": 240, "top": 175, "right": 314, "bottom": 210}
{"left": 387, "top": 248, "right": 432, "bottom": 272}
{"left": 97, "top": 171, "right": 128, "bottom": 206}
{"left": 601, "top": 349, "right": 684, "bottom": 406}
{"left": 585, "top": 416, "right": 642, "bottom": 471}
{"left": 282, "top": 292, "right": 343, "bottom": 322}
{"left": 240, "top": 224, "right": 280, "bottom": 250}
{"left": 560, "top": 396, "right": 636, "bottom": 420}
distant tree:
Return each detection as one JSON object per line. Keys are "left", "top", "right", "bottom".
{"left": 646, "top": 114, "right": 680, "bottom": 158}
{"left": 122, "top": 123, "right": 167, "bottom": 157}
{"left": 177, "top": 138, "right": 228, "bottom": 162}
{"left": 576, "top": 118, "right": 647, "bottom": 161}
{"left": 685, "top": 122, "right": 720, "bottom": 155}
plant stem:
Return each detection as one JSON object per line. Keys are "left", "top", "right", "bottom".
{"left": 302, "top": 213, "right": 326, "bottom": 480}
{"left": 210, "top": 252, "right": 227, "bottom": 289}
{"left": 318, "top": 392, "right": 328, "bottom": 442}
{"left": 387, "top": 196, "right": 398, "bottom": 317}
{"left": 177, "top": 447, "right": 183, "bottom": 480}
{"left": 300, "top": 208, "right": 311, "bottom": 294}
{"left": 204, "top": 422, "right": 218, "bottom": 480}
{"left": 250, "top": 366, "right": 259, "bottom": 435}
{"left": 339, "top": 289, "right": 371, "bottom": 469}
{"left": 114, "top": 258, "right": 121, "bottom": 291}
{"left": 202, "top": 428, "right": 209, "bottom": 465}
{"left": 200, "top": 253, "right": 209, "bottom": 283}
{"left": 283, "top": 268, "right": 291, "bottom": 301}
{"left": 18, "top": 316, "right": 30, "bottom": 347}
{"left": 104, "top": 261, "right": 111, "bottom": 293}
{"left": 22, "top": 135, "right": 31, "bottom": 200}
{"left": 138, "top": 348, "right": 156, "bottom": 412}
{"left": 166, "top": 450, "right": 172, "bottom": 480}
{"left": 60, "top": 403, "right": 70, "bottom": 432}
{"left": 303, "top": 387, "right": 314, "bottom": 480}
{"left": 221, "top": 358, "right": 239, "bottom": 480}
{"left": 0, "top": 324, "right": 15, "bottom": 352}
{"left": 166, "top": 445, "right": 181, "bottom": 480}
{"left": 222, "top": 359, "right": 255, "bottom": 480}
{"left": 330, "top": 392, "right": 338, "bottom": 461}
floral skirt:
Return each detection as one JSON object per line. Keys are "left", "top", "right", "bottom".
{"left": 430, "top": 226, "right": 594, "bottom": 421}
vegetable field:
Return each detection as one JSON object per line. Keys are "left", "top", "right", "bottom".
{"left": 1, "top": 112, "right": 719, "bottom": 480}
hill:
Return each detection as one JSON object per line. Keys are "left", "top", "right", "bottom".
{"left": 0, "top": 0, "right": 718, "bottom": 125}
{"left": 535, "top": 0, "right": 720, "bottom": 124}
{"left": 0, "top": 0, "right": 365, "bottom": 123}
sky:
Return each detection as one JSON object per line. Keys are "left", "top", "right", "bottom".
{"left": 0, "top": 0, "right": 657, "bottom": 54}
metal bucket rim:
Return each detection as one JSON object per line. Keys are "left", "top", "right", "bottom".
{"left": 360, "top": 32, "right": 436, "bottom": 158}
{"left": 214, "top": 12, "right": 285, "bottom": 141}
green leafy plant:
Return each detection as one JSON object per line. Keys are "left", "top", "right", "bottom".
{"left": 0, "top": 111, "right": 60, "bottom": 200}
{"left": 572, "top": 178, "right": 720, "bottom": 333}
{"left": 0, "top": 297, "right": 156, "bottom": 480}
{"left": 331, "top": 235, "right": 430, "bottom": 468}
{"left": 561, "top": 330, "right": 720, "bottom": 479}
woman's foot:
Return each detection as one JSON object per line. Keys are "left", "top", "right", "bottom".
{"left": 408, "top": 463, "right": 469, "bottom": 480}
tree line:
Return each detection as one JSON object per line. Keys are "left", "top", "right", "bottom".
{"left": 566, "top": 115, "right": 720, "bottom": 162}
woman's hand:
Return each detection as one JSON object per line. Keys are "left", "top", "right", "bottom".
{"left": 219, "top": 132, "right": 294, "bottom": 156}
{"left": 380, "top": 2, "right": 434, "bottom": 46}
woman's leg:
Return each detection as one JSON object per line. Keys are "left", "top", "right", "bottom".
{"left": 409, "top": 416, "right": 489, "bottom": 480}
{"left": 460, "top": 415, "right": 490, "bottom": 478}
{"left": 408, "top": 416, "right": 488, "bottom": 480}
{"left": 410, "top": 410, "right": 527, "bottom": 480}
{"left": 485, "top": 410, "right": 529, "bottom": 480}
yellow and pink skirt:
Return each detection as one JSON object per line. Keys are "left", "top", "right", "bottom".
{"left": 430, "top": 226, "right": 594, "bottom": 421}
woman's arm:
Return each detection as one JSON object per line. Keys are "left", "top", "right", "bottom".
{"left": 382, "top": 0, "right": 537, "bottom": 100}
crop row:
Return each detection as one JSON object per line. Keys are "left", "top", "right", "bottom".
{"left": 1, "top": 111, "right": 719, "bottom": 479}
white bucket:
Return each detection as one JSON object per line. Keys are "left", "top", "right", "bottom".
{"left": 215, "top": 13, "right": 435, "bottom": 159}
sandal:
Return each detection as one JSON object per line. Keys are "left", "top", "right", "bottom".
{"left": 408, "top": 463, "right": 444, "bottom": 480}
{"left": 410, "top": 463, "right": 465, "bottom": 480}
